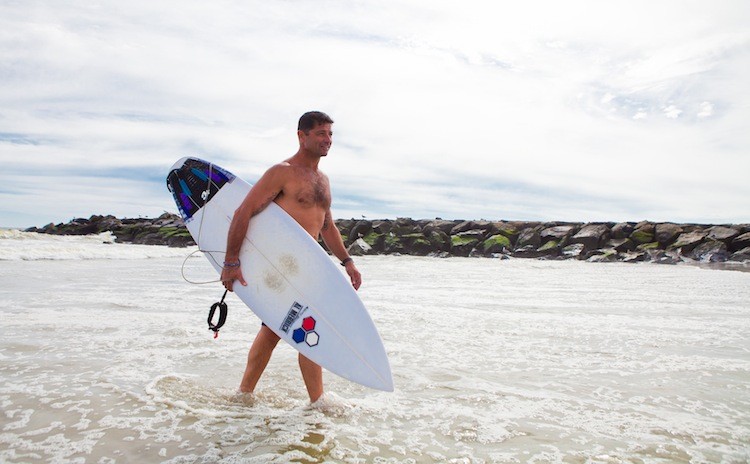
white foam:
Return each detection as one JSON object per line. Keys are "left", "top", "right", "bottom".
{"left": 0, "top": 230, "right": 196, "bottom": 260}
{"left": 1, "top": 251, "right": 749, "bottom": 462}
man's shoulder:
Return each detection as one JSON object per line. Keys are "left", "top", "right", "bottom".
{"left": 262, "top": 162, "right": 322, "bottom": 188}
{"left": 270, "top": 160, "right": 327, "bottom": 178}
{"left": 263, "top": 161, "right": 294, "bottom": 178}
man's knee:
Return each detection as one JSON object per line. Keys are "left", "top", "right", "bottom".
{"left": 298, "top": 353, "right": 320, "bottom": 369}
{"left": 258, "top": 325, "right": 281, "bottom": 345}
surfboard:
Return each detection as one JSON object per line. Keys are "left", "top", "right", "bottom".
{"left": 166, "top": 157, "right": 393, "bottom": 392}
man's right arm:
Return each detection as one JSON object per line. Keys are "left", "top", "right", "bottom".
{"left": 221, "top": 164, "right": 286, "bottom": 291}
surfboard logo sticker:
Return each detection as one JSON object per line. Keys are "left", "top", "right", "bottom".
{"left": 280, "top": 302, "right": 304, "bottom": 333}
{"left": 292, "top": 316, "right": 320, "bottom": 347}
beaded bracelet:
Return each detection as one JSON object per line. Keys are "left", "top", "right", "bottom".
{"left": 223, "top": 260, "right": 241, "bottom": 268}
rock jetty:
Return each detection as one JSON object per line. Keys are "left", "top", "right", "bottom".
{"left": 27, "top": 213, "right": 195, "bottom": 248}
{"left": 27, "top": 215, "right": 750, "bottom": 264}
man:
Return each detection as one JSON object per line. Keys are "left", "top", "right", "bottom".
{"left": 220, "top": 111, "right": 361, "bottom": 403}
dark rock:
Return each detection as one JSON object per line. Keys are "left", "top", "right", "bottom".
{"left": 481, "top": 234, "right": 512, "bottom": 255}
{"left": 635, "top": 220, "right": 654, "bottom": 230}
{"left": 425, "top": 230, "right": 451, "bottom": 252}
{"left": 113, "top": 226, "right": 136, "bottom": 243}
{"left": 636, "top": 242, "right": 660, "bottom": 252}
{"left": 621, "top": 251, "right": 648, "bottom": 263}
{"left": 562, "top": 243, "right": 585, "bottom": 259}
{"left": 516, "top": 228, "right": 541, "bottom": 249}
{"left": 730, "top": 232, "right": 750, "bottom": 252}
{"left": 570, "top": 224, "right": 610, "bottom": 251}
{"left": 587, "top": 249, "right": 618, "bottom": 262}
{"left": 536, "top": 240, "right": 561, "bottom": 257}
{"left": 392, "top": 218, "right": 420, "bottom": 236}
{"left": 347, "top": 238, "right": 373, "bottom": 256}
{"left": 607, "top": 238, "right": 635, "bottom": 252}
{"left": 471, "top": 247, "right": 497, "bottom": 258}
{"left": 669, "top": 230, "right": 708, "bottom": 253}
{"left": 428, "top": 251, "right": 452, "bottom": 258}
{"left": 692, "top": 240, "right": 728, "bottom": 262}
{"left": 26, "top": 215, "right": 749, "bottom": 263}
{"left": 682, "top": 224, "right": 708, "bottom": 233}
{"left": 403, "top": 233, "right": 434, "bottom": 256}
{"left": 415, "top": 219, "right": 434, "bottom": 229}
{"left": 729, "top": 247, "right": 750, "bottom": 262}
{"left": 506, "top": 221, "right": 542, "bottom": 231}
{"left": 384, "top": 233, "right": 404, "bottom": 254}
{"left": 134, "top": 232, "right": 164, "bottom": 245}
{"left": 450, "top": 220, "right": 495, "bottom": 237}
{"left": 652, "top": 250, "right": 680, "bottom": 265}
{"left": 153, "top": 213, "right": 179, "bottom": 227}
{"left": 645, "top": 249, "right": 665, "bottom": 263}
{"left": 706, "top": 226, "right": 740, "bottom": 243}
{"left": 541, "top": 225, "right": 578, "bottom": 241}
{"left": 423, "top": 219, "right": 456, "bottom": 235}
{"left": 490, "top": 253, "right": 511, "bottom": 260}
{"left": 457, "top": 229, "right": 485, "bottom": 240}
{"left": 611, "top": 222, "right": 635, "bottom": 239}
{"left": 668, "top": 250, "right": 688, "bottom": 263}
{"left": 349, "top": 220, "right": 372, "bottom": 242}
{"left": 362, "top": 231, "right": 386, "bottom": 252}
{"left": 513, "top": 245, "right": 547, "bottom": 259}
{"left": 336, "top": 219, "right": 356, "bottom": 234}
{"left": 631, "top": 223, "right": 655, "bottom": 244}
{"left": 371, "top": 220, "right": 392, "bottom": 234}
{"left": 655, "top": 223, "right": 683, "bottom": 246}
{"left": 492, "top": 222, "right": 520, "bottom": 243}
{"left": 451, "top": 233, "right": 480, "bottom": 257}
{"left": 71, "top": 223, "right": 99, "bottom": 235}
{"left": 167, "top": 235, "right": 195, "bottom": 247}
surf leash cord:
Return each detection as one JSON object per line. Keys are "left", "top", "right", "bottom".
{"left": 174, "top": 160, "right": 233, "bottom": 337}
{"left": 208, "top": 290, "right": 229, "bottom": 338}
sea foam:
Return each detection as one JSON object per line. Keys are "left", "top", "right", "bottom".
{"left": 0, "top": 230, "right": 194, "bottom": 261}
{"left": 1, "top": 243, "right": 749, "bottom": 463}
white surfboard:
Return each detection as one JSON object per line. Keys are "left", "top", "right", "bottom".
{"left": 167, "top": 157, "right": 393, "bottom": 392}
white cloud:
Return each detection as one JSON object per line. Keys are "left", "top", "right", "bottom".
{"left": 663, "top": 105, "right": 683, "bottom": 119}
{"left": 698, "top": 101, "right": 714, "bottom": 118}
{"left": 1, "top": 0, "right": 749, "bottom": 227}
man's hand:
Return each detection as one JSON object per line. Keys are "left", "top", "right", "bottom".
{"left": 221, "top": 265, "right": 247, "bottom": 292}
{"left": 345, "top": 261, "right": 362, "bottom": 290}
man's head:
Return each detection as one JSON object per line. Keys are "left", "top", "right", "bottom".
{"left": 298, "top": 111, "right": 334, "bottom": 134}
{"left": 297, "top": 111, "right": 334, "bottom": 158}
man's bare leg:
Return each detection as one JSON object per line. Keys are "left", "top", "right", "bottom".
{"left": 239, "top": 325, "right": 280, "bottom": 393}
{"left": 298, "top": 354, "right": 324, "bottom": 403}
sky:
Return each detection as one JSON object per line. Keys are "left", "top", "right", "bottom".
{"left": 1, "top": 0, "right": 749, "bottom": 228}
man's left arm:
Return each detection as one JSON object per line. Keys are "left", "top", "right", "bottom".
{"left": 320, "top": 209, "right": 362, "bottom": 290}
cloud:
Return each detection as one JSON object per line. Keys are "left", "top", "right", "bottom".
{"left": 697, "top": 101, "right": 714, "bottom": 118}
{"left": 1, "top": 0, "right": 749, "bottom": 227}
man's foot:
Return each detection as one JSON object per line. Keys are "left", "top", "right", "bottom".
{"left": 231, "top": 389, "right": 257, "bottom": 406}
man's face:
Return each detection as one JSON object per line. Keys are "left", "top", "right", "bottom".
{"left": 300, "top": 123, "right": 333, "bottom": 157}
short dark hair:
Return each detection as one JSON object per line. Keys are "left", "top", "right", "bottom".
{"left": 298, "top": 111, "right": 334, "bottom": 133}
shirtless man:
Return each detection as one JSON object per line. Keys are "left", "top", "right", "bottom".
{"left": 220, "top": 111, "right": 361, "bottom": 403}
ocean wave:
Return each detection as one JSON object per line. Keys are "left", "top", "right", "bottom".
{"left": 0, "top": 229, "right": 195, "bottom": 260}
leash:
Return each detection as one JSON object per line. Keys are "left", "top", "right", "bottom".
{"left": 174, "top": 160, "right": 232, "bottom": 337}
{"left": 207, "top": 289, "right": 229, "bottom": 338}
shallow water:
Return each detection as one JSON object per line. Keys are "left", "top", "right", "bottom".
{"left": 1, "top": 232, "right": 749, "bottom": 463}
